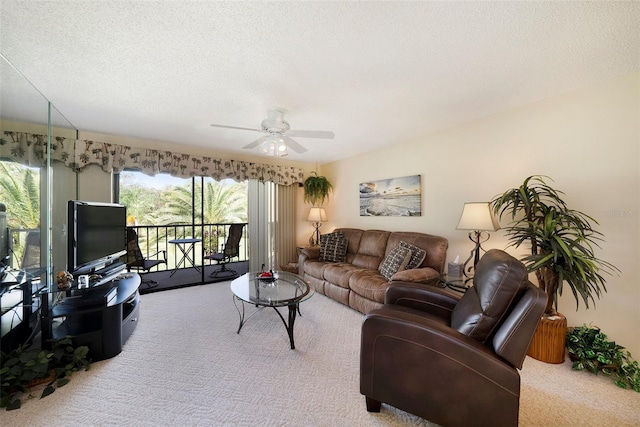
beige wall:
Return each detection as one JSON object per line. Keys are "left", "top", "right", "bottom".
{"left": 319, "top": 72, "right": 640, "bottom": 356}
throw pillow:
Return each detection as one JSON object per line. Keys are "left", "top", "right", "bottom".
{"left": 379, "top": 245, "right": 412, "bottom": 281}
{"left": 319, "top": 232, "right": 348, "bottom": 262}
{"left": 399, "top": 240, "right": 427, "bottom": 269}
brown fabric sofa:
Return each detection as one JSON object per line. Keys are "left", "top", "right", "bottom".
{"left": 298, "top": 228, "right": 448, "bottom": 313}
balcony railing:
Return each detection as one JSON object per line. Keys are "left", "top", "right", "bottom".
{"left": 5, "top": 223, "right": 249, "bottom": 276}
{"left": 128, "top": 223, "right": 249, "bottom": 273}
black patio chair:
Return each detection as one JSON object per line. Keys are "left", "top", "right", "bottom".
{"left": 205, "top": 224, "right": 245, "bottom": 278}
{"left": 125, "top": 228, "right": 167, "bottom": 289}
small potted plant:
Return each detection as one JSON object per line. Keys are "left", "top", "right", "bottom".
{"left": 567, "top": 324, "right": 640, "bottom": 392}
{"left": 303, "top": 171, "right": 332, "bottom": 207}
{"left": 0, "top": 337, "right": 91, "bottom": 410}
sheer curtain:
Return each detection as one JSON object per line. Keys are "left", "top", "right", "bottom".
{"left": 274, "top": 183, "right": 297, "bottom": 270}
{"left": 247, "top": 180, "right": 297, "bottom": 273}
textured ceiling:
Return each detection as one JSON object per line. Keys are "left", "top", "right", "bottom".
{"left": 1, "top": 1, "right": 638, "bottom": 163}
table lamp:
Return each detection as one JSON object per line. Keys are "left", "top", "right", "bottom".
{"left": 456, "top": 202, "right": 500, "bottom": 278}
{"left": 307, "top": 207, "right": 327, "bottom": 246}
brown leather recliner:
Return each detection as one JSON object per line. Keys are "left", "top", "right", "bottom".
{"left": 360, "top": 249, "right": 546, "bottom": 427}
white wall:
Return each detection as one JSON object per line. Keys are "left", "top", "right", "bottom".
{"left": 319, "top": 72, "right": 640, "bottom": 356}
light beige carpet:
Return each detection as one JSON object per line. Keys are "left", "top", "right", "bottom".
{"left": 2, "top": 283, "right": 639, "bottom": 426}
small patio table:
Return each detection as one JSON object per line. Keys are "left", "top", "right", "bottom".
{"left": 168, "top": 238, "right": 202, "bottom": 277}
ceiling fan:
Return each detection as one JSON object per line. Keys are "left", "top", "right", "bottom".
{"left": 210, "top": 109, "right": 334, "bottom": 156}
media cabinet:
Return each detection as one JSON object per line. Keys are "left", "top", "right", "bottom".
{"left": 41, "top": 273, "right": 140, "bottom": 361}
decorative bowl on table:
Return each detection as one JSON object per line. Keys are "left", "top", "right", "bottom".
{"left": 255, "top": 271, "right": 277, "bottom": 284}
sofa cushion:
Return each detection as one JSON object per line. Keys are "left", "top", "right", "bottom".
{"left": 319, "top": 232, "right": 348, "bottom": 262}
{"left": 386, "top": 231, "right": 448, "bottom": 272}
{"left": 379, "top": 245, "right": 412, "bottom": 281}
{"left": 398, "top": 240, "right": 427, "bottom": 269}
{"left": 351, "top": 230, "right": 390, "bottom": 269}
{"left": 302, "top": 259, "right": 330, "bottom": 279}
{"left": 323, "top": 263, "right": 365, "bottom": 289}
{"left": 349, "top": 270, "right": 389, "bottom": 303}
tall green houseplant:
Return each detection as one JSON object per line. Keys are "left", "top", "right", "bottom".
{"left": 491, "top": 175, "right": 618, "bottom": 316}
{"left": 303, "top": 171, "right": 332, "bottom": 207}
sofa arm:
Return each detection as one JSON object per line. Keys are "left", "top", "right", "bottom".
{"left": 390, "top": 266, "right": 439, "bottom": 285}
{"left": 385, "top": 282, "right": 460, "bottom": 320}
{"left": 298, "top": 246, "right": 321, "bottom": 275}
{"left": 299, "top": 246, "right": 320, "bottom": 262}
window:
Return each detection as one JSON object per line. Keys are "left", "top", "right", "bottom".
{"left": 118, "top": 170, "right": 248, "bottom": 226}
{"left": 0, "top": 160, "right": 41, "bottom": 271}
{"left": 117, "top": 170, "right": 249, "bottom": 278}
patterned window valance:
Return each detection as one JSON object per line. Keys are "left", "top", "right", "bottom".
{"left": 0, "top": 131, "right": 304, "bottom": 186}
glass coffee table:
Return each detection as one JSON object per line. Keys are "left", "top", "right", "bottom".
{"left": 230, "top": 271, "right": 314, "bottom": 349}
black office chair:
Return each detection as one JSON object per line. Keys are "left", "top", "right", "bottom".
{"left": 205, "top": 224, "right": 244, "bottom": 278}
{"left": 125, "top": 228, "right": 167, "bottom": 289}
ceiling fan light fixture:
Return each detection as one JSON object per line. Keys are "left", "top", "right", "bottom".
{"left": 260, "top": 134, "right": 288, "bottom": 157}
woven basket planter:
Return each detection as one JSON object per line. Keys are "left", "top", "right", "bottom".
{"left": 527, "top": 313, "right": 567, "bottom": 364}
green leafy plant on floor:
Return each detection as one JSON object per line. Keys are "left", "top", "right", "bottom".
{"left": 0, "top": 337, "right": 91, "bottom": 410}
{"left": 567, "top": 325, "right": 640, "bottom": 392}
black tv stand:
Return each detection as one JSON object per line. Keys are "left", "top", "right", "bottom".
{"left": 41, "top": 273, "right": 141, "bottom": 361}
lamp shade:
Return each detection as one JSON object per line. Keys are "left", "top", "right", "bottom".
{"left": 456, "top": 202, "right": 500, "bottom": 231}
{"left": 307, "top": 207, "right": 327, "bottom": 223}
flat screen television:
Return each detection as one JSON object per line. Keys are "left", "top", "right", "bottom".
{"left": 67, "top": 200, "right": 127, "bottom": 276}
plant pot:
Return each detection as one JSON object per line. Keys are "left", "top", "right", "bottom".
{"left": 25, "top": 370, "right": 56, "bottom": 388}
{"left": 527, "top": 312, "right": 567, "bottom": 364}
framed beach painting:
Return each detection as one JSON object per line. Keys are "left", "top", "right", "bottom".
{"left": 359, "top": 174, "right": 421, "bottom": 216}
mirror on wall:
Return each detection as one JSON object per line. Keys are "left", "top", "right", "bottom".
{"left": 0, "top": 55, "right": 78, "bottom": 292}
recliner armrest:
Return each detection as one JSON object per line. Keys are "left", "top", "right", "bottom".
{"left": 385, "top": 282, "right": 460, "bottom": 320}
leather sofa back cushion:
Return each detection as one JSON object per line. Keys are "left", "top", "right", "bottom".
{"left": 351, "top": 230, "right": 390, "bottom": 269}
{"left": 386, "top": 232, "right": 447, "bottom": 271}
{"left": 450, "top": 249, "right": 529, "bottom": 344}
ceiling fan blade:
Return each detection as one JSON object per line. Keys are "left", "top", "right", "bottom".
{"left": 243, "top": 136, "right": 268, "bottom": 149}
{"left": 287, "top": 129, "right": 335, "bottom": 139}
{"left": 282, "top": 135, "right": 308, "bottom": 154}
{"left": 211, "top": 123, "right": 263, "bottom": 133}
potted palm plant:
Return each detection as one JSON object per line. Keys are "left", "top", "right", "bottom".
{"left": 491, "top": 175, "right": 618, "bottom": 363}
